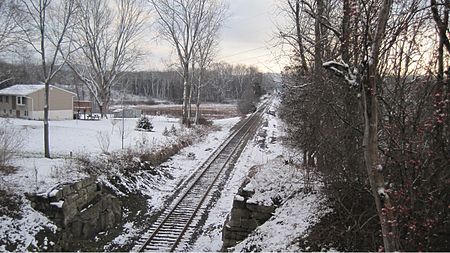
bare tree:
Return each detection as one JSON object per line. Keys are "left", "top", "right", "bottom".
{"left": 14, "top": 0, "right": 77, "bottom": 158}
{"left": 430, "top": 0, "right": 450, "bottom": 143}
{"left": 66, "top": 0, "right": 146, "bottom": 118}
{"left": 193, "top": 0, "right": 227, "bottom": 124}
{"left": 0, "top": 0, "right": 22, "bottom": 85}
{"left": 0, "top": 119, "right": 25, "bottom": 166}
{"left": 150, "top": 0, "right": 226, "bottom": 126}
{"left": 323, "top": 0, "right": 401, "bottom": 250}
{"left": 0, "top": 0, "right": 20, "bottom": 55}
{"left": 274, "top": 0, "right": 318, "bottom": 74}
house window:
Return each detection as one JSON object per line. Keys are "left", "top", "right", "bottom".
{"left": 24, "top": 111, "right": 28, "bottom": 116}
{"left": 3, "top": 109, "right": 5, "bottom": 114}
{"left": 9, "top": 109, "right": 12, "bottom": 114}
{"left": 17, "top": 96, "right": 25, "bottom": 105}
{"left": 5, "top": 96, "right": 8, "bottom": 103}
{"left": 0, "top": 96, "right": 2, "bottom": 103}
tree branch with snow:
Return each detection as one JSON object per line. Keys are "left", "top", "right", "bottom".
{"left": 322, "top": 60, "right": 359, "bottom": 88}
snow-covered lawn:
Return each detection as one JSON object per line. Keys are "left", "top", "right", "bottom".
{"left": 12, "top": 116, "right": 179, "bottom": 156}
{"left": 1, "top": 115, "right": 186, "bottom": 195}
{"left": 0, "top": 115, "right": 241, "bottom": 251}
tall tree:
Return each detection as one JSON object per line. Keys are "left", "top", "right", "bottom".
{"left": 193, "top": 0, "right": 226, "bottom": 124}
{"left": 66, "top": 0, "right": 146, "bottom": 118}
{"left": 360, "top": 1, "right": 398, "bottom": 250}
{"left": 0, "top": 0, "right": 20, "bottom": 55}
{"left": 14, "top": 0, "right": 77, "bottom": 158}
{"left": 323, "top": 0, "right": 400, "bottom": 250}
{"left": 150, "top": 0, "right": 225, "bottom": 126}
{"left": 275, "top": 0, "right": 313, "bottom": 74}
{"left": 430, "top": 0, "right": 450, "bottom": 149}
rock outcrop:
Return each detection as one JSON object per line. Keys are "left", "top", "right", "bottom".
{"left": 28, "top": 177, "right": 122, "bottom": 246}
{"left": 222, "top": 186, "right": 276, "bottom": 250}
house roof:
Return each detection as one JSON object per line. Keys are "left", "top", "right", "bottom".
{"left": 0, "top": 84, "right": 76, "bottom": 96}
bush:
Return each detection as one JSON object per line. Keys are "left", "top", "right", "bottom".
{"left": 136, "top": 116, "right": 153, "bottom": 131}
{"left": 170, "top": 124, "right": 177, "bottom": 136}
{"left": 237, "top": 99, "right": 256, "bottom": 114}
{"left": 196, "top": 117, "right": 213, "bottom": 126}
{"left": 96, "top": 130, "right": 111, "bottom": 154}
{"left": 0, "top": 187, "right": 22, "bottom": 218}
{"left": 0, "top": 119, "right": 25, "bottom": 167}
{"left": 162, "top": 126, "right": 170, "bottom": 136}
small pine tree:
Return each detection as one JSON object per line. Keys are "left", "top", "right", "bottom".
{"left": 170, "top": 124, "right": 177, "bottom": 136}
{"left": 162, "top": 126, "right": 170, "bottom": 136}
{"left": 136, "top": 116, "right": 153, "bottom": 132}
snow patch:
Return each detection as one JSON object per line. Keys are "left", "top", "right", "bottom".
{"left": 49, "top": 200, "right": 64, "bottom": 208}
{"left": 234, "top": 192, "right": 327, "bottom": 252}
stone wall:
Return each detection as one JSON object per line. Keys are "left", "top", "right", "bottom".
{"left": 222, "top": 186, "right": 276, "bottom": 250}
{"left": 28, "top": 177, "right": 122, "bottom": 242}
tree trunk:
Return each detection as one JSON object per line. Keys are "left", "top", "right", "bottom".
{"left": 44, "top": 82, "right": 50, "bottom": 158}
{"left": 342, "top": 0, "right": 360, "bottom": 174}
{"left": 341, "top": 0, "right": 351, "bottom": 62}
{"left": 182, "top": 62, "right": 191, "bottom": 127}
{"left": 314, "top": 0, "right": 324, "bottom": 78}
{"left": 295, "top": 0, "right": 309, "bottom": 73}
{"left": 188, "top": 84, "right": 193, "bottom": 123}
{"left": 360, "top": 0, "right": 399, "bottom": 250}
{"left": 436, "top": 3, "right": 448, "bottom": 148}
{"left": 99, "top": 95, "right": 108, "bottom": 119}
{"left": 362, "top": 65, "right": 399, "bottom": 252}
{"left": 188, "top": 60, "right": 195, "bottom": 125}
{"left": 195, "top": 71, "right": 202, "bottom": 124}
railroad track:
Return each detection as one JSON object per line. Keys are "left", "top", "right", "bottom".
{"left": 133, "top": 99, "right": 272, "bottom": 252}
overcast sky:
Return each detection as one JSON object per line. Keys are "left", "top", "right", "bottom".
{"left": 143, "top": 0, "right": 287, "bottom": 73}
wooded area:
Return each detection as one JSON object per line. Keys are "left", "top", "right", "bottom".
{"left": 278, "top": 0, "right": 449, "bottom": 251}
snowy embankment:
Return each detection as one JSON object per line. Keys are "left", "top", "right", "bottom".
{"left": 233, "top": 158, "right": 326, "bottom": 252}
{"left": 0, "top": 115, "right": 240, "bottom": 251}
{"left": 192, "top": 99, "right": 328, "bottom": 252}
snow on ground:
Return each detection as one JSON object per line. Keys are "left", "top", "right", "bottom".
{"left": 10, "top": 115, "right": 180, "bottom": 156}
{"left": 233, "top": 157, "right": 327, "bottom": 252}
{"left": 0, "top": 200, "right": 57, "bottom": 252}
{"left": 234, "top": 191, "right": 326, "bottom": 252}
{"left": 243, "top": 158, "right": 304, "bottom": 207}
{"left": 1, "top": 96, "right": 326, "bottom": 252}
{"left": 0, "top": 115, "right": 241, "bottom": 251}
{"left": 104, "top": 117, "right": 241, "bottom": 250}
{"left": 191, "top": 97, "right": 327, "bottom": 252}
{"left": 1, "top": 115, "right": 186, "bottom": 196}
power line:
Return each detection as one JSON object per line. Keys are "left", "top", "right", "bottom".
{"left": 219, "top": 52, "right": 275, "bottom": 64}
{"left": 217, "top": 46, "right": 268, "bottom": 60}
{"left": 256, "top": 60, "right": 279, "bottom": 73}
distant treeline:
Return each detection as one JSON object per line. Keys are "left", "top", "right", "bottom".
{"left": 0, "top": 61, "right": 275, "bottom": 104}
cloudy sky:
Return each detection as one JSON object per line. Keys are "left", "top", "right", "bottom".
{"left": 143, "top": 0, "right": 287, "bottom": 73}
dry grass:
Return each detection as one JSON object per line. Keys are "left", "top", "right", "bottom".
{"left": 77, "top": 125, "right": 213, "bottom": 176}
{"left": 138, "top": 104, "right": 239, "bottom": 119}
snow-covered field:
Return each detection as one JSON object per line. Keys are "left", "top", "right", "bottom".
{"left": 0, "top": 115, "right": 240, "bottom": 251}
{"left": 2, "top": 115, "right": 187, "bottom": 196}
{"left": 14, "top": 116, "right": 181, "bottom": 156}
